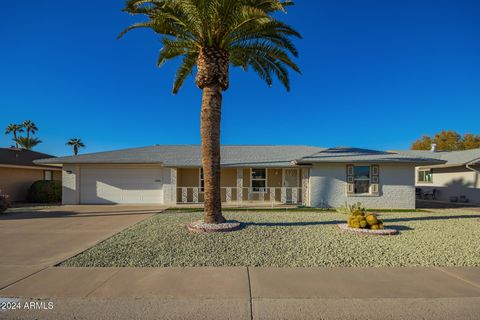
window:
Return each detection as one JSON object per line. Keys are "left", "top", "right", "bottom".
{"left": 43, "top": 170, "right": 53, "bottom": 181}
{"left": 251, "top": 168, "right": 267, "bottom": 192}
{"left": 353, "top": 166, "right": 370, "bottom": 194}
{"left": 418, "top": 169, "right": 432, "bottom": 183}
{"left": 199, "top": 168, "right": 204, "bottom": 192}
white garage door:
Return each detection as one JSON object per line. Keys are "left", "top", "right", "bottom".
{"left": 80, "top": 167, "right": 164, "bottom": 204}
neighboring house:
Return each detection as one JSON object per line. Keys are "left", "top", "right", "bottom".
{"left": 0, "top": 147, "right": 62, "bottom": 202}
{"left": 398, "top": 148, "right": 480, "bottom": 204}
{"left": 35, "top": 145, "right": 442, "bottom": 209}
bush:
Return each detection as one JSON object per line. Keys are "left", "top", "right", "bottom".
{"left": 337, "top": 202, "right": 366, "bottom": 215}
{"left": 0, "top": 190, "right": 10, "bottom": 214}
{"left": 347, "top": 210, "right": 384, "bottom": 230}
{"left": 27, "top": 180, "right": 62, "bottom": 203}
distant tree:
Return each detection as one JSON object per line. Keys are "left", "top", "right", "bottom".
{"left": 434, "top": 130, "right": 462, "bottom": 151}
{"left": 462, "top": 134, "right": 480, "bottom": 150}
{"left": 23, "top": 120, "right": 38, "bottom": 138}
{"left": 411, "top": 130, "right": 480, "bottom": 151}
{"left": 5, "top": 124, "right": 24, "bottom": 148}
{"left": 66, "top": 138, "right": 85, "bottom": 155}
{"left": 411, "top": 135, "right": 433, "bottom": 150}
{"left": 14, "top": 137, "right": 42, "bottom": 150}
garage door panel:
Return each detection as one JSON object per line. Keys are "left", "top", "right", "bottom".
{"left": 80, "top": 168, "right": 164, "bottom": 204}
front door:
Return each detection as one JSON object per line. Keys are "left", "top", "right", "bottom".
{"left": 283, "top": 169, "right": 299, "bottom": 203}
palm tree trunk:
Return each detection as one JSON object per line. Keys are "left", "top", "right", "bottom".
{"left": 200, "top": 84, "right": 225, "bottom": 224}
{"left": 74, "top": 146, "right": 78, "bottom": 155}
{"left": 13, "top": 132, "right": 18, "bottom": 148}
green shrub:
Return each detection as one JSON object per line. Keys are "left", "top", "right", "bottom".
{"left": 0, "top": 190, "right": 9, "bottom": 214}
{"left": 27, "top": 180, "right": 61, "bottom": 203}
{"left": 337, "top": 202, "right": 366, "bottom": 215}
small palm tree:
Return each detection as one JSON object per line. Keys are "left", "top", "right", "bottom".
{"left": 5, "top": 124, "right": 24, "bottom": 148}
{"left": 23, "top": 120, "right": 38, "bottom": 138}
{"left": 120, "top": 0, "right": 301, "bottom": 224}
{"left": 14, "top": 137, "right": 42, "bottom": 150}
{"left": 66, "top": 138, "right": 85, "bottom": 155}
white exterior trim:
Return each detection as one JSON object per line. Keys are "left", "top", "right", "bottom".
{"left": 0, "top": 164, "right": 61, "bottom": 171}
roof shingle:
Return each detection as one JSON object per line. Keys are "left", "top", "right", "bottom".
{"left": 35, "top": 145, "right": 443, "bottom": 167}
{"left": 295, "top": 147, "right": 445, "bottom": 165}
{"left": 0, "top": 148, "right": 56, "bottom": 168}
{"left": 393, "top": 148, "right": 480, "bottom": 166}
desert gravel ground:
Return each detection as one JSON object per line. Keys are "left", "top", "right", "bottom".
{"left": 61, "top": 209, "right": 480, "bottom": 267}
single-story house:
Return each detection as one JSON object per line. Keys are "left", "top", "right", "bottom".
{"left": 398, "top": 148, "right": 480, "bottom": 204}
{"left": 0, "top": 147, "right": 62, "bottom": 202}
{"left": 35, "top": 145, "right": 443, "bottom": 209}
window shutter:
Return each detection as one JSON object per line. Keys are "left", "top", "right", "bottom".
{"left": 346, "top": 165, "right": 354, "bottom": 194}
{"left": 371, "top": 165, "right": 379, "bottom": 195}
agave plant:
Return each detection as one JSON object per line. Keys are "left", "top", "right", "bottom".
{"left": 337, "top": 202, "right": 367, "bottom": 215}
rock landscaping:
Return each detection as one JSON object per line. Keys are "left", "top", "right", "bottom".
{"left": 187, "top": 220, "right": 242, "bottom": 233}
{"left": 61, "top": 209, "right": 480, "bottom": 268}
{"left": 337, "top": 223, "right": 398, "bottom": 235}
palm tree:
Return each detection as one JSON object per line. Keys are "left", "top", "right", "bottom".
{"left": 14, "top": 137, "right": 42, "bottom": 150}
{"left": 5, "top": 124, "right": 24, "bottom": 148}
{"left": 120, "top": 0, "right": 301, "bottom": 224}
{"left": 66, "top": 138, "right": 85, "bottom": 155}
{"left": 23, "top": 120, "right": 38, "bottom": 138}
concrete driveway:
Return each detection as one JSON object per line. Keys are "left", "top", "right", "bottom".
{"left": 0, "top": 205, "right": 165, "bottom": 289}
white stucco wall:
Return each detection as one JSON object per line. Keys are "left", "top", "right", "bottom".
{"left": 62, "top": 164, "right": 80, "bottom": 205}
{"left": 416, "top": 166, "right": 480, "bottom": 203}
{"left": 162, "top": 168, "right": 177, "bottom": 205}
{"left": 309, "top": 164, "right": 415, "bottom": 209}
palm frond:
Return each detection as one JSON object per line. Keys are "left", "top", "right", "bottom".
{"left": 173, "top": 53, "right": 198, "bottom": 94}
{"left": 15, "top": 137, "right": 42, "bottom": 150}
{"left": 119, "top": 0, "right": 301, "bottom": 92}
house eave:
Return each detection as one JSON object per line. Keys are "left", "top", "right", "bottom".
{"left": 296, "top": 160, "right": 445, "bottom": 166}
{"left": 0, "top": 164, "right": 62, "bottom": 170}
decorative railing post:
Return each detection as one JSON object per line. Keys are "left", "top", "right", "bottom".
{"left": 181, "top": 187, "right": 187, "bottom": 203}
{"left": 292, "top": 188, "right": 298, "bottom": 204}
{"left": 236, "top": 169, "right": 243, "bottom": 203}
{"left": 281, "top": 187, "right": 286, "bottom": 204}
{"left": 301, "top": 168, "right": 309, "bottom": 206}
{"left": 171, "top": 168, "right": 177, "bottom": 204}
{"left": 259, "top": 188, "right": 265, "bottom": 202}
{"left": 226, "top": 187, "right": 232, "bottom": 203}
{"left": 270, "top": 188, "right": 276, "bottom": 204}
{"left": 248, "top": 187, "right": 253, "bottom": 201}
{"left": 193, "top": 187, "right": 198, "bottom": 203}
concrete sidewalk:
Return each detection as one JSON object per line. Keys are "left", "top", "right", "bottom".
{"left": 1, "top": 266, "right": 479, "bottom": 319}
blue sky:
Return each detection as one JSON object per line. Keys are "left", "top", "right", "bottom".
{"left": 0, "top": 0, "right": 479, "bottom": 156}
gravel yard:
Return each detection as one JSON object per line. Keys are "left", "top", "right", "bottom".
{"left": 61, "top": 209, "right": 480, "bottom": 267}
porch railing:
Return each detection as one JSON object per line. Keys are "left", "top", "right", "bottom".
{"left": 176, "top": 187, "right": 303, "bottom": 205}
